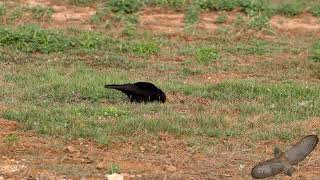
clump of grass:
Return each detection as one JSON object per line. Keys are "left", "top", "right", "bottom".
{"left": 0, "top": 4, "right": 6, "bottom": 16}
{"left": 310, "top": 41, "right": 320, "bottom": 62}
{"left": 108, "top": 0, "right": 142, "bottom": 14}
{"left": 69, "top": 0, "right": 96, "bottom": 6}
{"left": 309, "top": 3, "right": 320, "bottom": 17}
{"left": 277, "top": 1, "right": 304, "bottom": 16}
{"left": 234, "top": 39, "right": 270, "bottom": 55}
{"left": 8, "top": 6, "right": 24, "bottom": 22}
{"left": 233, "top": 14, "right": 246, "bottom": 27}
{"left": 76, "top": 31, "right": 104, "bottom": 52}
{"left": 130, "top": 41, "right": 160, "bottom": 56}
{"left": 248, "top": 14, "right": 270, "bottom": 30}
{"left": 30, "top": 5, "right": 54, "bottom": 19}
{"left": 184, "top": 2, "right": 200, "bottom": 27}
{"left": 239, "top": 0, "right": 274, "bottom": 17}
{"left": 215, "top": 11, "right": 228, "bottom": 24}
{"left": 4, "top": 134, "right": 20, "bottom": 145}
{"left": 195, "top": 47, "right": 219, "bottom": 64}
{"left": 108, "top": 164, "right": 121, "bottom": 174}
{"left": 199, "top": 0, "right": 239, "bottom": 11}
{"left": 146, "top": 0, "right": 186, "bottom": 11}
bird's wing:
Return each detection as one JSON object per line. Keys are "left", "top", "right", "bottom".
{"left": 134, "top": 82, "right": 158, "bottom": 91}
{"left": 251, "top": 158, "right": 285, "bottom": 179}
{"left": 284, "top": 135, "right": 319, "bottom": 165}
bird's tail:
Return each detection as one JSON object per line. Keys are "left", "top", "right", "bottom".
{"left": 104, "top": 84, "right": 124, "bottom": 89}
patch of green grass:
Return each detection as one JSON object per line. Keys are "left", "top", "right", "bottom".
{"left": 0, "top": 4, "right": 6, "bottom": 17}
{"left": 251, "top": 127, "right": 302, "bottom": 141}
{"left": 108, "top": 164, "right": 121, "bottom": 174}
{"left": 215, "top": 11, "right": 228, "bottom": 24}
{"left": 277, "top": 0, "right": 305, "bottom": 16}
{"left": 68, "top": 0, "right": 96, "bottom": 6}
{"left": 0, "top": 25, "right": 74, "bottom": 53}
{"left": 126, "top": 41, "right": 160, "bottom": 57}
{"left": 4, "top": 134, "right": 20, "bottom": 145}
{"left": 199, "top": 0, "right": 239, "bottom": 11}
{"left": 8, "top": 6, "right": 24, "bottom": 22}
{"left": 75, "top": 31, "right": 104, "bottom": 52}
{"left": 181, "top": 67, "right": 203, "bottom": 76}
{"left": 145, "top": 0, "right": 186, "bottom": 11}
{"left": 0, "top": 25, "right": 116, "bottom": 53}
{"left": 248, "top": 14, "right": 270, "bottom": 30}
{"left": 233, "top": 39, "right": 272, "bottom": 55}
{"left": 184, "top": 2, "right": 200, "bottom": 27}
{"left": 239, "top": 0, "right": 274, "bottom": 17}
{"left": 30, "top": 5, "right": 54, "bottom": 19}
{"left": 195, "top": 46, "right": 219, "bottom": 64}
{"left": 310, "top": 3, "right": 320, "bottom": 17}
{"left": 310, "top": 41, "right": 320, "bottom": 62}
{"left": 167, "top": 80, "right": 320, "bottom": 123}
{"left": 108, "top": 0, "right": 142, "bottom": 14}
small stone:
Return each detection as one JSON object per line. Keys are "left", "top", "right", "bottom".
{"left": 140, "top": 146, "right": 145, "bottom": 152}
{"left": 96, "top": 162, "right": 105, "bottom": 169}
{"left": 106, "top": 173, "right": 124, "bottom": 180}
{"left": 64, "top": 146, "right": 76, "bottom": 153}
{"left": 165, "top": 165, "right": 177, "bottom": 172}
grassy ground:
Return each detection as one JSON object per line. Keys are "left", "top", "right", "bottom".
{"left": 0, "top": 0, "right": 320, "bottom": 179}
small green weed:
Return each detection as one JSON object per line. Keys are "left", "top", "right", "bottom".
{"left": 4, "top": 134, "right": 20, "bottom": 145}
{"left": 248, "top": 14, "right": 270, "bottom": 30}
{"left": 108, "top": 0, "right": 142, "bottom": 13}
{"left": 184, "top": 3, "right": 200, "bottom": 27}
{"left": 199, "top": 0, "right": 238, "bottom": 11}
{"left": 310, "top": 41, "right": 320, "bottom": 62}
{"left": 310, "top": 4, "right": 320, "bottom": 17}
{"left": 215, "top": 11, "right": 228, "bottom": 24}
{"left": 30, "top": 5, "right": 54, "bottom": 19}
{"left": 130, "top": 41, "right": 160, "bottom": 57}
{"left": 76, "top": 31, "right": 104, "bottom": 52}
{"left": 195, "top": 47, "right": 219, "bottom": 64}
{"left": 108, "top": 164, "right": 121, "bottom": 174}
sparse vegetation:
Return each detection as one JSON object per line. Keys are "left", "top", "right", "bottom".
{"left": 195, "top": 46, "right": 219, "bottom": 64}
{"left": 310, "top": 41, "right": 320, "bottom": 62}
{"left": 277, "top": 0, "right": 305, "bottom": 16}
{"left": 310, "top": 3, "right": 320, "bottom": 17}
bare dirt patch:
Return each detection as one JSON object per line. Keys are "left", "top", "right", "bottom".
{"left": 139, "top": 8, "right": 185, "bottom": 34}
{"left": 139, "top": 9, "right": 320, "bottom": 34}
{"left": 271, "top": 14, "right": 320, "bottom": 31}
{"left": 19, "top": 0, "right": 96, "bottom": 30}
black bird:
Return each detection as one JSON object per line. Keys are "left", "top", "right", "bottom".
{"left": 105, "top": 82, "right": 166, "bottom": 103}
{"left": 251, "top": 135, "right": 319, "bottom": 179}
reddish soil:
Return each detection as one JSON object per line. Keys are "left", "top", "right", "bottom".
{"left": 139, "top": 8, "right": 320, "bottom": 34}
